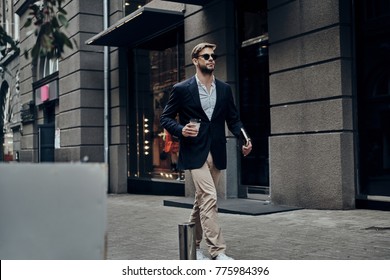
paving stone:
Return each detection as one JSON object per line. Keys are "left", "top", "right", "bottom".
{"left": 107, "top": 194, "right": 390, "bottom": 260}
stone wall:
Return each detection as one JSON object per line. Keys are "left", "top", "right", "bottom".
{"left": 267, "top": 0, "right": 356, "bottom": 209}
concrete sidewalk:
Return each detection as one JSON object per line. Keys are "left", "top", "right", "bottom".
{"left": 106, "top": 194, "right": 390, "bottom": 260}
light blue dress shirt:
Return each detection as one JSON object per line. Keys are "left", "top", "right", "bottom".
{"left": 195, "top": 74, "right": 217, "bottom": 120}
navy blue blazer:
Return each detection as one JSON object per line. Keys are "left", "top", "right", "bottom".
{"left": 160, "top": 76, "right": 243, "bottom": 170}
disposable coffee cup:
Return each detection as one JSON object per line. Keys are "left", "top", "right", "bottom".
{"left": 189, "top": 118, "right": 200, "bottom": 131}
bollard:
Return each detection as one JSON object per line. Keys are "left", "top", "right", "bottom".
{"left": 178, "top": 222, "right": 196, "bottom": 260}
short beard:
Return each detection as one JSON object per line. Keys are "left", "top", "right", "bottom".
{"left": 199, "top": 64, "right": 214, "bottom": 75}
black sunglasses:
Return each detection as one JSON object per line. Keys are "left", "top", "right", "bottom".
{"left": 196, "top": 53, "right": 218, "bottom": 60}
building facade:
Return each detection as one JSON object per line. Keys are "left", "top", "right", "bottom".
{"left": 1, "top": 0, "right": 389, "bottom": 210}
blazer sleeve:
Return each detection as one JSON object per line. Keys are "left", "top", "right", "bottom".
{"left": 225, "top": 85, "right": 244, "bottom": 137}
{"left": 160, "top": 85, "right": 185, "bottom": 138}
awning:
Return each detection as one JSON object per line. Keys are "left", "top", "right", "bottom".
{"left": 162, "top": 0, "right": 212, "bottom": 5}
{"left": 85, "top": 6, "right": 183, "bottom": 47}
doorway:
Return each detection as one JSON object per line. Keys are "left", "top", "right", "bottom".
{"left": 356, "top": 0, "right": 390, "bottom": 197}
{"left": 38, "top": 103, "right": 55, "bottom": 162}
{"left": 237, "top": 0, "right": 270, "bottom": 196}
{"left": 39, "top": 124, "right": 55, "bottom": 162}
{"left": 238, "top": 39, "right": 270, "bottom": 195}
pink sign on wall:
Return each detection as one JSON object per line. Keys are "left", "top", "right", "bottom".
{"left": 41, "top": 84, "right": 49, "bottom": 102}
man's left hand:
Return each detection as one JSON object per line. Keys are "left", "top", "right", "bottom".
{"left": 242, "top": 141, "right": 252, "bottom": 157}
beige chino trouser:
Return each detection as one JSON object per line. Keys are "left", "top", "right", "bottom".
{"left": 189, "top": 152, "right": 226, "bottom": 258}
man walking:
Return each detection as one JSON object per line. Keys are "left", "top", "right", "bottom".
{"left": 160, "top": 42, "right": 252, "bottom": 260}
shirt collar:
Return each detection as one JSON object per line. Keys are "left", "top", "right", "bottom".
{"left": 195, "top": 74, "right": 215, "bottom": 87}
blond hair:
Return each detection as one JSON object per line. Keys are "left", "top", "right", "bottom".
{"left": 191, "top": 42, "right": 217, "bottom": 58}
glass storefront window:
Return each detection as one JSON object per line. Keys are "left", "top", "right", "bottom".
{"left": 128, "top": 42, "right": 185, "bottom": 182}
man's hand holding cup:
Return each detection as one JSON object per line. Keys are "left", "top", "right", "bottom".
{"left": 182, "top": 118, "right": 200, "bottom": 137}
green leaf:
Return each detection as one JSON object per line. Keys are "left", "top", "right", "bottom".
{"left": 19, "top": 0, "right": 75, "bottom": 61}
{"left": 62, "top": 32, "right": 73, "bottom": 49}
{"left": 30, "top": 5, "right": 39, "bottom": 14}
{"left": 4, "top": 36, "right": 15, "bottom": 45}
{"left": 58, "top": 32, "right": 73, "bottom": 49}
{"left": 58, "top": 14, "right": 69, "bottom": 28}
{"left": 23, "top": 18, "right": 33, "bottom": 28}
{"left": 31, "top": 43, "right": 40, "bottom": 61}
{"left": 40, "top": 23, "right": 51, "bottom": 36}
{"left": 51, "top": 17, "right": 60, "bottom": 29}
{"left": 72, "top": 38, "right": 78, "bottom": 49}
{"left": 57, "top": 0, "right": 65, "bottom": 9}
{"left": 58, "top": 7, "right": 67, "bottom": 15}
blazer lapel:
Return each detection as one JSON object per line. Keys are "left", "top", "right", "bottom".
{"left": 187, "top": 76, "right": 210, "bottom": 120}
{"left": 187, "top": 76, "right": 202, "bottom": 108}
{"left": 211, "top": 79, "right": 223, "bottom": 120}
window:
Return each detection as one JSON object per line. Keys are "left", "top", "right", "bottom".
{"left": 1, "top": 82, "right": 13, "bottom": 162}
{"left": 13, "top": 13, "right": 19, "bottom": 42}
{"left": 37, "top": 56, "right": 58, "bottom": 80}
{"left": 128, "top": 37, "right": 185, "bottom": 182}
{"left": 0, "top": 1, "right": 19, "bottom": 58}
{"left": 34, "top": 56, "right": 59, "bottom": 105}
